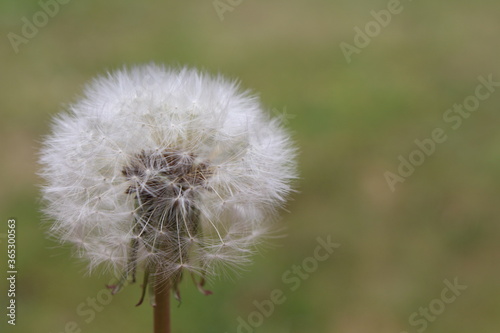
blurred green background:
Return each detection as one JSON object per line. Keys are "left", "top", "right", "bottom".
{"left": 1, "top": 0, "right": 500, "bottom": 332}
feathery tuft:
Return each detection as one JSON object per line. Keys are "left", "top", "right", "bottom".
{"left": 39, "top": 64, "right": 296, "bottom": 297}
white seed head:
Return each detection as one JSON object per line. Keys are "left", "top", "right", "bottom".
{"left": 39, "top": 64, "right": 296, "bottom": 292}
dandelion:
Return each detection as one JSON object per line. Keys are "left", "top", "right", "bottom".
{"left": 39, "top": 64, "right": 296, "bottom": 332}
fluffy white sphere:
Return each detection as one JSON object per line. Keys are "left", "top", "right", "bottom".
{"left": 39, "top": 64, "right": 296, "bottom": 291}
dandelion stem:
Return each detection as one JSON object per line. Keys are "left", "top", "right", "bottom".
{"left": 154, "top": 278, "right": 171, "bottom": 333}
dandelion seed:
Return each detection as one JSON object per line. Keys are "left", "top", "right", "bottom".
{"left": 39, "top": 64, "right": 296, "bottom": 332}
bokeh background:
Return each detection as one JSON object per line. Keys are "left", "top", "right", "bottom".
{"left": 1, "top": 0, "right": 500, "bottom": 332}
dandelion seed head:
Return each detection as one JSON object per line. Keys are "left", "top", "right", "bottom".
{"left": 39, "top": 64, "right": 296, "bottom": 292}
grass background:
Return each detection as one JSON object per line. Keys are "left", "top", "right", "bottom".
{"left": 1, "top": 0, "right": 500, "bottom": 332}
